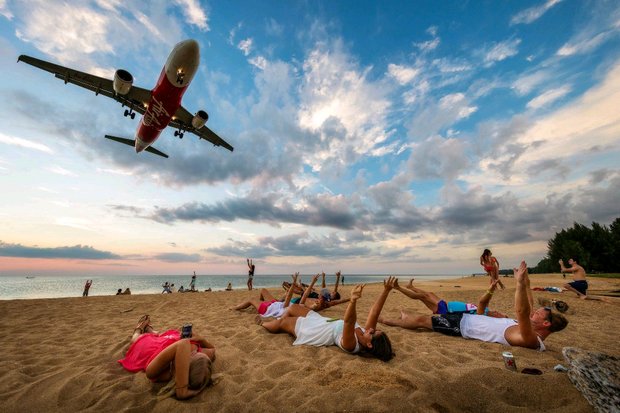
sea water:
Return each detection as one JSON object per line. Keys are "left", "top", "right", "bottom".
{"left": 0, "top": 273, "right": 465, "bottom": 300}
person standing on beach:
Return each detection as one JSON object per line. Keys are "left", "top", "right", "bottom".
{"left": 379, "top": 262, "right": 568, "bottom": 351}
{"left": 190, "top": 272, "right": 197, "bottom": 292}
{"left": 82, "top": 279, "right": 92, "bottom": 297}
{"left": 247, "top": 258, "right": 255, "bottom": 291}
{"left": 257, "top": 277, "right": 396, "bottom": 362}
{"left": 559, "top": 258, "right": 589, "bottom": 299}
{"left": 480, "top": 249, "right": 505, "bottom": 290}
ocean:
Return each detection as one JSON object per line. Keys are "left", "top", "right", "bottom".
{"left": 0, "top": 273, "right": 465, "bottom": 300}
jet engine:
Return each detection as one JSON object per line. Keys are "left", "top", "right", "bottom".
{"left": 192, "top": 110, "right": 209, "bottom": 129}
{"left": 113, "top": 69, "right": 133, "bottom": 95}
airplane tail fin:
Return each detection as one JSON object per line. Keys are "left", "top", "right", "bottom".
{"left": 104, "top": 135, "right": 169, "bottom": 158}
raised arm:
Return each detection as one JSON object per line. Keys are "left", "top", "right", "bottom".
{"left": 365, "top": 276, "right": 397, "bottom": 330}
{"left": 283, "top": 273, "right": 298, "bottom": 307}
{"left": 340, "top": 284, "right": 364, "bottom": 352}
{"left": 321, "top": 271, "right": 326, "bottom": 288}
{"left": 334, "top": 271, "right": 341, "bottom": 293}
{"left": 299, "top": 273, "right": 319, "bottom": 305}
{"left": 509, "top": 261, "right": 538, "bottom": 347}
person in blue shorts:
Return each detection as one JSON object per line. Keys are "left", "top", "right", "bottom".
{"left": 394, "top": 279, "right": 507, "bottom": 318}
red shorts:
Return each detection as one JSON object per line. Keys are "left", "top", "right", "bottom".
{"left": 258, "top": 300, "right": 277, "bottom": 315}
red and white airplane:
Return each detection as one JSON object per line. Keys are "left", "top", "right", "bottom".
{"left": 18, "top": 39, "right": 233, "bottom": 158}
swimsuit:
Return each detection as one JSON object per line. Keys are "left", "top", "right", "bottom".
{"left": 568, "top": 280, "right": 588, "bottom": 295}
{"left": 258, "top": 300, "right": 277, "bottom": 315}
{"left": 436, "top": 300, "right": 479, "bottom": 315}
{"left": 119, "top": 329, "right": 181, "bottom": 372}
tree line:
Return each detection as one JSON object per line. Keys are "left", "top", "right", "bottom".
{"left": 532, "top": 218, "right": 620, "bottom": 273}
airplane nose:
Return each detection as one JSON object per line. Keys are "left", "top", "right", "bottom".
{"left": 179, "top": 39, "right": 199, "bottom": 57}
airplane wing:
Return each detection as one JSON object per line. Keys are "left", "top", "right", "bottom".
{"left": 170, "top": 105, "right": 234, "bottom": 152}
{"left": 17, "top": 55, "right": 151, "bottom": 115}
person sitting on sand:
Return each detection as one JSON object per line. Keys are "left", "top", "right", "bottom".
{"left": 396, "top": 278, "right": 508, "bottom": 318}
{"left": 225, "top": 282, "right": 233, "bottom": 291}
{"left": 116, "top": 288, "right": 122, "bottom": 295}
{"left": 118, "top": 315, "right": 216, "bottom": 400}
{"left": 379, "top": 262, "right": 568, "bottom": 351}
{"left": 559, "top": 258, "right": 589, "bottom": 299}
{"left": 122, "top": 288, "right": 131, "bottom": 295}
{"left": 257, "top": 277, "right": 397, "bottom": 362}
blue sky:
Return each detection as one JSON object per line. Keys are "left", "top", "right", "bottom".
{"left": 0, "top": 0, "right": 619, "bottom": 276}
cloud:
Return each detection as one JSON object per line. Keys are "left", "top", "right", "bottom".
{"left": 207, "top": 231, "right": 371, "bottom": 258}
{"left": 153, "top": 252, "right": 202, "bottom": 262}
{"left": 387, "top": 64, "right": 419, "bottom": 85}
{"left": 0, "top": 132, "right": 53, "bottom": 153}
{"left": 510, "top": 0, "right": 562, "bottom": 25}
{"left": 555, "top": 2, "right": 620, "bottom": 56}
{"left": 406, "top": 135, "right": 470, "bottom": 180}
{"left": 174, "top": 0, "right": 209, "bottom": 31}
{"left": 0, "top": 241, "right": 121, "bottom": 259}
{"left": 0, "top": 0, "right": 13, "bottom": 19}
{"left": 512, "top": 70, "right": 551, "bottom": 96}
{"left": 406, "top": 93, "right": 477, "bottom": 140}
{"left": 49, "top": 165, "right": 78, "bottom": 176}
{"left": 526, "top": 85, "right": 571, "bottom": 109}
{"left": 238, "top": 38, "right": 253, "bottom": 56}
{"left": 148, "top": 192, "right": 360, "bottom": 230}
{"left": 483, "top": 38, "right": 521, "bottom": 66}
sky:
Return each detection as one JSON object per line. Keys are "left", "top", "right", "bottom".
{"left": 0, "top": 0, "right": 619, "bottom": 276}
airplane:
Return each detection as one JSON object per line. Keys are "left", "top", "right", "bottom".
{"left": 18, "top": 39, "right": 233, "bottom": 158}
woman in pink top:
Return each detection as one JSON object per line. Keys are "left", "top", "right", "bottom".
{"left": 118, "top": 315, "right": 216, "bottom": 400}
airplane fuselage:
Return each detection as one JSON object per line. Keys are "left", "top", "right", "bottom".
{"left": 135, "top": 40, "right": 199, "bottom": 153}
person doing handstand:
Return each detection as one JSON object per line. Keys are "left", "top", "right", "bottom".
{"left": 257, "top": 277, "right": 397, "bottom": 362}
{"left": 118, "top": 316, "right": 216, "bottom": 399}
{"left": 380, "top": 262, "right": 568, "bottom": 351}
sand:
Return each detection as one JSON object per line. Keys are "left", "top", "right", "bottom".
{"left": 0, "top": 273, "right": 618, "bottom": 413}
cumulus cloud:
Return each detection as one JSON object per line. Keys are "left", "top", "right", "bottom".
{"left": 406, "top": 93, "right": 477, "bottom": 140}
{"left": 406, "top": 135, "right": 470, "bottom": 180}
{"left": 387, "top": 63, "right": 419, "bottom": 85}
{"left": 238, "top": 38, "right": 253, "bottom": 56}
{"left": 174, "top": 0, "right": 209, "bottom": 31}
{"left": 0, "top": 241, "right": 121, "bottom": 259}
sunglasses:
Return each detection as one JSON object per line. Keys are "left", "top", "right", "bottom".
{"left": 543, "top": 307, "right": 553, "bottom": 324}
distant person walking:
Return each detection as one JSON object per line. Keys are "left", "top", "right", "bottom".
{"left": 190, "top": 272, "right": 197, "bottom": 292}
{"left": 82, "top": 279, "right": 92, "bottom": 297}
{"left": 247, "top": 258, "right": 255, "bottom": 291}
{"left": 480, "top": 249, "right": 504, "bottom": 290}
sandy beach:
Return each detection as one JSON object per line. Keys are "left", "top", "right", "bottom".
{"left": 0, "top": 273, "right": 618, "bottom": 413}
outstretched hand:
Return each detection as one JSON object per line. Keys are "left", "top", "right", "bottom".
{"left": 351, "top": 284, "right": 365, "bottom": 302}
{"left": 384, "top": 276, "right": 398, "bottom": 291}
{"left": 513, "top": 261, "right": 528, "bottom": 283}
{"left": 311, "top": 273, "right": 320, "bottom": 283}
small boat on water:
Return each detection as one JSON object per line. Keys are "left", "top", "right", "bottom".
{"left": 25, "top": 276, "right": 35, "bottom": 279}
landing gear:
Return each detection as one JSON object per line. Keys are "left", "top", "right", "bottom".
{"left": 123, "top": 109, "right": 136, "bottom": 119}
{"left": 174, "top": 129, "right": 184, "bottom": 139}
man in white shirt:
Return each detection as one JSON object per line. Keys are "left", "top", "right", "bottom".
{"left": 379, "top": 262, "right": 568, "bottom": 351}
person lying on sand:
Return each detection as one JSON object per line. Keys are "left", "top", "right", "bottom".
{"left": 292, "top": 273, "right": 350, "bottom": 311}
{"left": 257, "top": 277, "right": 397, "bottom": 362}
{"left": 397, "top": 278, "right": 507, "bottom": 318}
{"left": 379, "top": 262, "right": 568, "bottom": 351}
{"left": 118, "top": 315, "right": 216, "bottom": 400}
{"left": 231, "top": 274, "right": 299, "bottom": 318}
